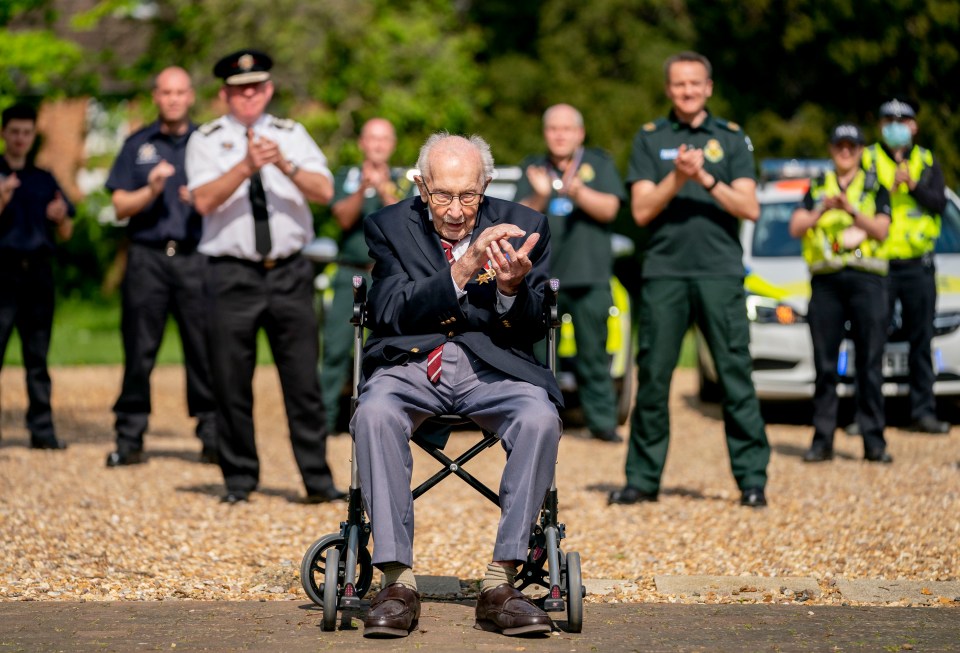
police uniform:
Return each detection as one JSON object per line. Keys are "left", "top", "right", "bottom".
{"left": 106, "top": 120, "right": 217, "bottom": 461}
{"left": 799, "top": 160, "right": 892, "bottom": 460}
{"left": 623, "top": 111, "right": 770, "bottom": 496}
{"left": 862, "top": 101, "right": 947, "bottom": 429}
{"left": 320, "top": 165, "right": 410, "bottom": 432}
{"left": 185, "top": 50, "right": 341, "bottom": 501}
{"left": 0, "top": 157, "right": 74, "bottom": 448}
{"left": 515, "top": 147, "right": 624, "bottom": 436}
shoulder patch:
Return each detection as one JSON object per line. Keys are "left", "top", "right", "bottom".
{"left": 270, "top": 117, "right": 297, "bottom": 131}
{"left": 717, "top": 119, "right": 741, "bottom": 132}
{"left": 198, "top": 120, "right": 222, "bottom": 136}
{"left": 642, "top": 121, "right": 657, "bottom": 132}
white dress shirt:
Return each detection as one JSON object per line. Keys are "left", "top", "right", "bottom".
{"left": 185, "top": 113, "right": 333, "bottom": 260}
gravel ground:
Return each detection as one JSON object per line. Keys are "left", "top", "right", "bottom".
{"left": 1, "top": 365, "right": 958, "bottom": 606}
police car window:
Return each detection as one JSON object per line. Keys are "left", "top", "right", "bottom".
{"left": 934, "top": 193, "right": 960, "bottom": 254}
{"left": 752, "top": 201, "right": 802, "bottom": 258}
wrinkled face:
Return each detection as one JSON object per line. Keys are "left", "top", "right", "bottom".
{"left": 665, "top": 61, "right": 713, "bottom": 121}
{"left": 220, "top": 81, "right": 273, "bottom": 126}
{"left": 418, "top": 147, "right": 487, "bottom": 242}
{"left": 829, "top": 140, "right": 863, "bottom": 173}
{"left": 1, "top": 119, "right": 37, "bottom": 159}
{"left": 543, "top": 107, "right": 584, "bottom": 160}
{"left": 359, "top": 119, "right": 396, "bottom": 165}
{"left": 153, "top": 69, "right": 195, "bottom": 124}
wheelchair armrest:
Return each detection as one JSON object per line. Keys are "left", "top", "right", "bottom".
{"left": 543, "top": 278, "right": 560, "bottom": 329}
{"left": 352, "top": 275, "right": 367, "bottom": 327}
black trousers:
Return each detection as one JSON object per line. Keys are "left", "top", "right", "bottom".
{"left": 112, "top": 243, "right": 217, "bottom": 451}
{"left": 888, "top": 258, "right": 938, "bottom": 421}
{"left": 0, "top": 253, "right": 57, "bottom": 442}
{"left": 205, "top": 254, "right": 334, "bottom": 494}
{"left": 808, "top": 268, "right": 888, "bottom": 453}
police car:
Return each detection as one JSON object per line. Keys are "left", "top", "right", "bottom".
{"left": 697, "top": 159, "right": 960, "bottom": 402}
{"left": 305, "top": 165, "right": 636, "bottom": 426}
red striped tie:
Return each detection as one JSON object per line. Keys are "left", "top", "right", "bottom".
{"left": 427, "top": 239, "right": 456, "bottom": 383}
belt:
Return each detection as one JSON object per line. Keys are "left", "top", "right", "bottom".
{"left": 212, "top": 252, "right": 300, "bottom": 270}
{"left": 888, "top": 252, "right": 935, "bottom": 270}
{"left": 134, "top": 240, "right": 199, "bottom": 256}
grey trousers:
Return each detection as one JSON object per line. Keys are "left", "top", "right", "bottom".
{"left": 351, "top": 342, "right": 562, "bottom": 568}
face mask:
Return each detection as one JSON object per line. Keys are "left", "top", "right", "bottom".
{"left": 882, "top": 122, "right": 912, "bottom": 149}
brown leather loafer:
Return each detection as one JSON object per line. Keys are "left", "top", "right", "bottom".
{"left": 475, "top": 584, "right": 553, "bottom": 636}
{"left": 362, "top": 583, "right": 420, "bottom": 638}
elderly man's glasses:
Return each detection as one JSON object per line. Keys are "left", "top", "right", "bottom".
{"left": 420, "top": 179, "right": 483, "bottom": 206}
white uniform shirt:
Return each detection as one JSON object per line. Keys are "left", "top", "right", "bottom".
{"left": 185, "top": 113, "right": 333, "bottom": 260}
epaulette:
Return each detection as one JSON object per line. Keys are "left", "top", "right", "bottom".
{"left": 270, "top": 117, "right": 297, "bottom": 131}
{"left": 197, "top": 120, "right": 222, "bottom": 136}
{"left": 641, "top": 118, "right": 668, "bottom": 133}
{"left": 716, "top": 118, "right": 741, "bottom": 132}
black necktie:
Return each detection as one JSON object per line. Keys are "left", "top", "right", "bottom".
{"left": 249, "top": 171, "right": 272, "bottom": 257}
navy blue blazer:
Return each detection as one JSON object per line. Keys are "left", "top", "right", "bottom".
{"left": 361, "top": 195, "right": 562, "bottom": 407}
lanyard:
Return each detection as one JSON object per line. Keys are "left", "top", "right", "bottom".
{"left": 547, "top": 147, "right": 584, "bottom": 196}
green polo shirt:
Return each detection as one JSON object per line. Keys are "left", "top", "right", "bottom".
{"left": 626, "top": 111, "right": 756, "bottom": 278}
{"left": 515, "top": 147, "right": 625, "bottom": 287}
{"left": 333, "top": 166, "right": 411, "bottom": 265}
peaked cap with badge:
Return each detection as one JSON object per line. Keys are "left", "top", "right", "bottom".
{"left": 213, "top": 49, "right": 273, "bottom": 86}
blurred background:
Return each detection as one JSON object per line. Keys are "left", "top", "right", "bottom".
{"left": 2, "top": 0, "right": 959, "bottom": 364}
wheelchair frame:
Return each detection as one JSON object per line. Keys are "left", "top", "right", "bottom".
{"left": 300, "top": 275, "right": 584, "bottom": 633}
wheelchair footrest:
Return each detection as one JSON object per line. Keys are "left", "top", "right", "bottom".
{"left": 543, "top": 598, "right": 565, "bottom": 612}
{"left": 339, "top": 595, "right": 363, "bottom": 610}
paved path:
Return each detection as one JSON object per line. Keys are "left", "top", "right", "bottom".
{"left": 2, "top": 601, "right": 958, "bottom": 652}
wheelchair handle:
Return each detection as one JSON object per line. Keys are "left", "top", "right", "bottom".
{"left": 352, "top": 276, "right": 367, "bottom": 327}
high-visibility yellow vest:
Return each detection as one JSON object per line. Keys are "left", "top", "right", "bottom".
{"left": 801, "top": 169, "right": 888, "bottom": 275}
{"left": 863, "top": 143, "right": 939, "bottom": 259}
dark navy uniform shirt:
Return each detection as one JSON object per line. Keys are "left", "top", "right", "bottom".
{"left": 105, "top": 120, "right": 202, "bottom": 245}
{"left": 0, "top": 158, "right": 75, "bottom": 254}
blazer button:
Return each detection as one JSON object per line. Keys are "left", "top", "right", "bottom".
{"left": 411, "top": 347, "right": 420, "bottom": 353}
{"left": 448, "top": 331, "right": 455, "bottom": 337}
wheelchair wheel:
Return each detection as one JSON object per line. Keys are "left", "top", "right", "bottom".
{"left": 564, "top": 551, "right": 584, "bottom": 633}
{"left": 322, "top": 548, "right": 340, "bottom": 631}
{"left": 300, "top": 534, "right": 374, "bottom": 608}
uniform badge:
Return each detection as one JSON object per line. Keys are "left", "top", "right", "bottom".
{"left": 642, "top": 122, "right": 657, "bottom": 132}
{"left": 577, "top": 163, "right": 595, "bottom": 183}
{"left": 704, "top": 139, "right": 724, "bottom": 163}
{"left": 135, "top": 143, "right": 160, "bottom": 165}
{"left": 659, "top": 148, "right": 679, "bottom": 161}
{"left": 343, "top": 167, "right": 361, "bottom": 194}
{"left": 726, "top": 121, "right": 741, "bottom": 132}
{"left": 239, "top": 53, "right": 255, "bottom": 71}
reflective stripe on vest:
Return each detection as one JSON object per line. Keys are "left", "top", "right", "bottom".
{"left": 801, "top": 169, "right": 888, "bottom": 276}
{"left": 863, "top": 144, "right": 940, "bottom": 259}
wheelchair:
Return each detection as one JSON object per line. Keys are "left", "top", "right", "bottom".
{"left": 300, "top": 275, "right": 584, "bottom": 633}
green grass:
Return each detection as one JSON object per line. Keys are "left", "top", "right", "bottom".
{"left": 2, "top": 296, "right": 274, "bottom": 367}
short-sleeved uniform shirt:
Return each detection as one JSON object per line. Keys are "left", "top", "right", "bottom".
{"left": 626, "top": 111, "right": 756, "bottom": 279}
{"left": 185, "top": 113, "right": 333, "bottom": 261}
{"left": 0, "top": 159, "right": 75, "bottom": 254}
{"left": 332, "top": 166, "right": 411, "bottom": 266}
{"left": 105, "top": 120, "right": 202, "bottom": 245}
{"left": 515, "top": 147, "right": 624, "bottom": 287}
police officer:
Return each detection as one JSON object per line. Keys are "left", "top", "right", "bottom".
{"left": 185, "top": 49, "right": 344, "bottom": 504}
{"left": 863, "top": 98, "right": 950, "bottom": 434}
{"left": 791, "top": 124, "right": 893, "bottom": 463}
{"left": 609, "top": 51, "right": 770, "bottom": 508}
{"left": 516, "top": 103, "right": 625, "bottom": 442}
{"left": 105, "top": 67, "right": 218, "bottom": 467}
{"left": 321, "top": 118, "right": 408, "bottom": 433}
{"left": 0, "top": 104, "right": 73, "bottom": 450}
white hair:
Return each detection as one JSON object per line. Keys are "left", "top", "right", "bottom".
{"left": 416, "top": 131, "right": 494, "bottom": 183}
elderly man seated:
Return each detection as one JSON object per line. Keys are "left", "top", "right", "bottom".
{"left": 351, "top": 132, "right": 563, "bottom": 638}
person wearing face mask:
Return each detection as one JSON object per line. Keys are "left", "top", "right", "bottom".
{"left": 791, "top": 124, "right": 892, "bottom": 464}
{"left": 863, "top": 98, "right": 949, "bottom": 435}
